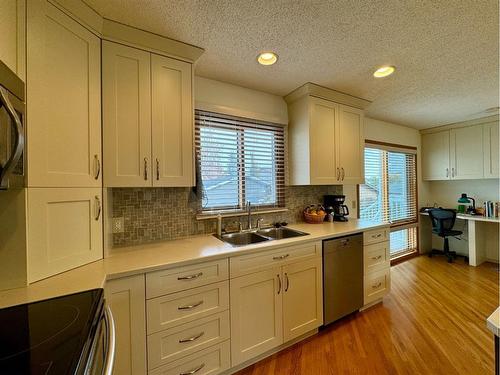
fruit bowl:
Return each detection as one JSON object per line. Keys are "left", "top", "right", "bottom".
{"left": 303, "top": 205, "right": 326, "bottom": 224}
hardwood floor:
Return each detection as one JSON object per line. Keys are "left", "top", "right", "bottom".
{"left": 235, "top": 256, "right": 499, "bottom": 375}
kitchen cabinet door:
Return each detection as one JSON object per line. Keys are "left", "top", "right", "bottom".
{"left": 0, "top": 0, "right": 25, "bottom": 79}
{"left": 336, "top": 104, "right": 364, "bottom": 184}
{"left": 282, "top": 257, "right": 323, "bottom": 342}
{"left": 27, "top": 188, "right": 103, "bottom": 282}
{"left": 105, "top": 274, "right": 147, "bottom": 375}
{"left": 230, "top": 268, "right": 283, "bottom": 366}
{"left": 102, "top": 41, "right": 152, "bottom": 187}
{"left": 450, "top": 125, "right": 484, "bottom": 179}
{"left": 309, "top": 97, "right": 338, "bottom": 185}
{"left": 27, "top": 0, "right": 101, "bottom": 187}
{"left": 422, "top": 131, "right": 450, "bottom": 180}
{"left": 483, "top": 122, "right": 499, "bottom": 179}
{"left": 151, "top": 54, "right": 194, "bottom": 187}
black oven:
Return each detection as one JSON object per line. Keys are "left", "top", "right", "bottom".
{"left": 0, "top": 289, "right": 115, "bottom": 374}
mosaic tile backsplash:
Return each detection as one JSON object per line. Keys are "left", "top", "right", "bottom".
{"left": 111, "top": 185, "right": 342, "bottom": 247}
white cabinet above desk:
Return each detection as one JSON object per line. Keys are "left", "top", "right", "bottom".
{"left": 421, "top": 117, "right": 499, "bottom": 181}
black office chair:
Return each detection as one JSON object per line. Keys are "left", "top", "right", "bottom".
{"left": 428, "top": 208, "right": 467, "bottom": 263}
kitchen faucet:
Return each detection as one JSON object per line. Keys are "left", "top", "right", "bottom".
{"left": 246, "top": 201, "right": 252, "bottom": 230}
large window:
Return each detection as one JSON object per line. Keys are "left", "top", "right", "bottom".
{"left": 359, "top": 142, "right": 418, "bottom": 259}
{"left": 195, "top": 110, "right": 285, "bottom": 212}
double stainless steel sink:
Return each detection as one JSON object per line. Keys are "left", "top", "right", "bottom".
{"left": 217, "top": 227, "right": 309, "bottom": 247}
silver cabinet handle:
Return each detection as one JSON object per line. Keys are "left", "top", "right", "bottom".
{"left": 336, "top": 167, "right": 340, "bottom": 181}
{"left": 284, "top": 273, "right": 289, "bottom": 292}
{"left": 371, "top": 255, "right": 382, "bottom": 260}
{"left": 178, "top": 300, "right": 204, "bottom": 310}
{"left": 94, "top": 154, "right": 100, "bottom": 180}
{"left": 156, "top": 158, "right": 160, "bottom": 180}
{"left": 94, "top": 196, "right": 101, "bottom": 221}
{"left": 144, "top": 157, "right": 148, "bottom": 180}
{"left": 341, "top": 167, "right": 345, "bottom": 181}
{"left": 372, "top": 233, "right": 382, "bottom": 239}
{"left": 179, "top": 331, "right": 204, "bottom": 343}
{"left": 277, "top": 274, "right": 281, "bottom": 294}
{"left": 446, "top": 168, "right": 449, "bottom": 178}
{"left": 0, "top": 87, "right": 24, "bottom": 190}
{"left": 451, "top": 167, "right": 455, "bottom": 178}
{"left": 103, "top": 306, "right": 116, "bottom": 375}
{"left": 273, "top": 254, "right": 290, "bottom": 260}
{"left": 372, "top": 282, "right": 382, "bottom": 289}
{"left": 180, "top": 363, "right": 205, "bottom": 375}
{"left": 177, "top": 272, "right": 203, "bottom": 280}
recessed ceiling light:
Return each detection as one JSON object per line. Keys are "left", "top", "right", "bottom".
{"left": 257, "top": 52, "right": 278, "bottom": 66}
{"left": 373, "top": 65, "right": 396, "bottom": 78}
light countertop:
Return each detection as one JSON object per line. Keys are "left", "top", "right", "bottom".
{"left": 420, "top": 211, "right": 500, "bottom": 223}
{"left": 487, "top": 307, "right": 500, "bottom": 336}
{"left": 0, "top": 219, "right": 388, "bottom": 309}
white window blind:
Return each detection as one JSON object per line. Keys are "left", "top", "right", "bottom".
{"left": 359, "top": 143, "right": 418, "bottom": 258}
{"left": 195, "top": 110, "right": 285, "bottom": 212}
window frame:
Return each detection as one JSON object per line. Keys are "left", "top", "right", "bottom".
{"left": 195, "top": 110, "right": 286, "bottom": 213}
{"left": 357, "top": 140, "right": 419, "bottom": 260}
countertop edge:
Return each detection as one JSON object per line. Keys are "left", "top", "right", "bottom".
{"left": 487, "top": 307, "right": 500, "bottom": 336}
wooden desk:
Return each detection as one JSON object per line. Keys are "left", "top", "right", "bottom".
{"left": 420, "top": 212, "right": 500, "bottom": 266}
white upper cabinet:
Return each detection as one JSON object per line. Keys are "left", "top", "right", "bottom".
{"left": 102, "top": 42, "right": 194, "bottom": 187}
{"left": 286, "top": 93, "right": 366, "bottom": 185}
{"left": 450, "top": 125, "right": 483, "bottom": 179}
{"left": 102, "top": 41, "right": 152, "bottom": 187}
{"left": 422, "top": 120, "right": 498, "bottom": 181}
{"left": 0, "top": 0, "right": 25, "bottom": 79}
{"left": 151, "top": 54, "right": 193, "bottom": 187}
{"left": 483, "top": 122, "right": 499, "bottom": 179}
{"left": 27, "top": 0, "right": 101, "bottom": 187}
{"left": 422, "top": 131, "right": 450, "bottom": 180}
{"left": 336, "top": 104, "right": 364, "bottom": 184}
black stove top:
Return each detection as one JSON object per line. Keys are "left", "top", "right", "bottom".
{"left": 0, "top": 289, "right": 103, "bottom": 375}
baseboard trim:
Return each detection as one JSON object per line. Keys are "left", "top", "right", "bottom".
{"left": 222, "top": 329, "right": 319, "bottom": 375}
{"left": 360, "top": 298, "right": 383, "bottom": 311}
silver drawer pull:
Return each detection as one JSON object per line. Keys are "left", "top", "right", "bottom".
{"left": 180, "top": 363, "right": 205, "bottom": 375}
{"left": 178, "top": 300, "right": 204, "bottom": 310}
{"left": 372, "top": 233, "right": 382, "bottom": 238}
{"left": 94, "top": 154, "right": 101, "bottom": 179}
{"left": 273, "top": 254, "right": 289, "bottom": 260}
{"left": 372, "top": 282, "right": 382, "bottom": 289}
{"left": 177, "top": 272, "right": 203, "bottom": 280}
{"left": 371, "top": 255, "right": 382, "bottom": 260}
{"left": 179, "top": 332, "right": 204, "bottom": 343}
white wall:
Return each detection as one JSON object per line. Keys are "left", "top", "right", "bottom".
{"left": 194, "top": 76, "right": 288, "bottom": 124}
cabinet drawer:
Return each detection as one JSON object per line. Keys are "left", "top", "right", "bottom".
{"left": 230, "top": 241, "right": 320, "bottom": 277}
{"left": 363, "top": 227, "right": 390, "bottom": 245}
{"left": 146, "top": 259, "right": 229, "bottom": 299}
{"left": 364, "top": 241, "right": 390, "bottom": 275}
{"left": 148, "top": 341, "right": 231, "bottom": 375}
{"left": 147, "top": 281, "right": 229, "bottom": 334}
{"left": 364, "top": 268, "right": 391, "bottom": 305}
{"left": 147, "top": 311, "right": 230, "bottom": 369}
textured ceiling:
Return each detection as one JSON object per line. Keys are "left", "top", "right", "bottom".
{"left": 84, "top": 0, "right": 499, "bottom": 129}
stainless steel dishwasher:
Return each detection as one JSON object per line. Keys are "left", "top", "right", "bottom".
{"left": 323, "top": 233, "right": 363, "bottom": 324}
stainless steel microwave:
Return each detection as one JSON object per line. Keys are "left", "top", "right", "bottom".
{"left": 0, "top": 60, "right": 25, "bottom": 189}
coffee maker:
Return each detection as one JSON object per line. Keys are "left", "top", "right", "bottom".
{"left": 324, "top": 195, "right": 349, "bottom": 222}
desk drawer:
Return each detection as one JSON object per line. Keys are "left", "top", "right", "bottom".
{"left": 363, "top": 227, "right": 390, "bottom": 245}
{"left": 148, "top": 341, "right": 231, "bottom": 375}
{"left": 364, "top": 268, "right": 391, "bottom": 305}
{"left": 147, "top": 281, "right": 229, "bottom": 334}
{"left": 147, "top": 311, "right": 230, "bottom": 369}
{"left": 230, "top": 241, "right": 320, "bottom": 277}
{"left": 364, "top": 241, "right": 390, "bottom": 275}
{"left": 146, "top": 259, "right": 229, "bottom": 299}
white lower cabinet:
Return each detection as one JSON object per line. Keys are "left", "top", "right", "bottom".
{"left": 230, "top": 268, "right": 284, "bottom": 365}
{"left": 105, "top": 274, "right": 148, "bottom": 375}
{"left": 282, "top": 257, "right": 323, "bottom": 342}
{"left": 148, "top": 341, "right": 231, "bottom": 375}
{"left": 230, "top": 243, "right": 323, "bottom": 366}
